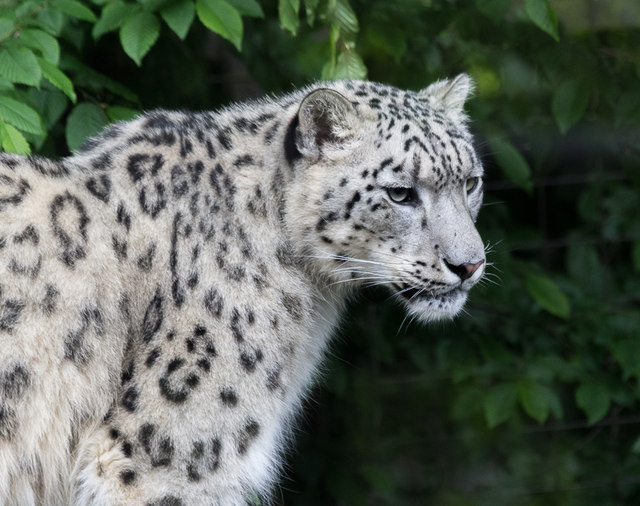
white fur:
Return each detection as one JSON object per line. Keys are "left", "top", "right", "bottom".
{"left": 0, "top": 77, "right": 484, "bottom": 504}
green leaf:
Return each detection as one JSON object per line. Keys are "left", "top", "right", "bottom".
{"left": 139, "top": 0, "right": 173, "bottom": 10}
{"left": 36, "top": 7, "right": 65, "bottom": 36}
{"left": 106, "top": 106, "right": 139, "bottom": 122}
{"left": 525, "top": 0, "right": 558, "bottom": 41}
{"left": 483, "top": 382, "right": 517, "bottom": 428}
{"left": 0, "top": 77, "right": 14, "bottom": 92}
{"left": 547, "top": 388, "right": 563, "bottom": 419}
{"left": 475, "top": 0, "right": 510, "bottom": 20}
{"left": 631, "top": 436, "right": 640, "bottom": 454}
{"left": 0, "top": 95, "right": 44, "bottom": 135}
{"left": 119, "top": 11, "right": 161, "bottom": 66}
{"left": 487, "top": 136, "right": 533, "bottom": 193}
{"left": 227, "top": 0, "right": 263, "bottom": 18}
{"left": 552, "top": 79, "right": 589, "bottom": 134}
{"left": 195, "top": 0, "right": 243, "bottom": 51}
{"left": 0, "top": 47, "right": 42, "bottom": 86}
{"left": 279, "top": 0, "right": 300, "bottom": 35}
{"left": 519, "top": 383, "right": 547, "bottom": 423}
{"left": 18, "top": 28, "right": 60, "bottom": 64}
{"left": 331, "top": 48, "right": 367, "bottom": 80}
{"left": 27, "top": 88, "right": 69, "bottom": 128}
{"left": 15, "top": 1, "right": 39, "bottom": 18}
{"left": 525, "top": 273, "right": 570, "bottom": 319}
{"left": 0, "top": 18, "right": 15, "bottom": 39}
{"left": 303, "top": 0, "right": 318, "bottom": 25}
{"left": 66, "top": 102, "right": 108, "bottom": 152}
{"left": 575, "top": 381, "right": 609, "bottom": 425}
{"left": 161, "top": 0, "right": 195, "bottom": 40}
{"left": 0, "top": 120, "right": 30, "bottom": 154}
{"left": 93, "top": 1, "right": 140, "bottom": 40}
{"left": 334, "top": 0, "right": 358, "bottom": 35}
{"left": 611, "top": 339, "right": 640, "bottom": 381}
{"left": 53, "top": 0, "right": 97, "bottom": 22}
{"left": 566, "top": 244, "right": 603, "bottom": 295}
{"left": 518, "top": 380, "right": 560, "bottom": 423}
{"left": 36, "top": 57, "right": 76, "bottom": 102}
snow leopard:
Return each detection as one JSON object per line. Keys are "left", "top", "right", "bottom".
{"left": 0, "top": 74, "right": 485, "bottom": 505}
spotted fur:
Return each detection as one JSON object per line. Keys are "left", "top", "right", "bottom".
{"left": 0, "top": 75, "right": 485, "bottom": 505}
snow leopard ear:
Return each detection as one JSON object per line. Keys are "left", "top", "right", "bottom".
{"left": 286, "top": 88, "right": 358, "bottom": 163}
{"left": 418, "top": 73, "right": 474, "bottom": 122}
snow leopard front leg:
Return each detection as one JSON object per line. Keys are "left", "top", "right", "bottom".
{"left": 71, "top": 294, "right": 307, "bottom": 505}
{"left": 68, "top": 214, "right": 319, "bottom": 506}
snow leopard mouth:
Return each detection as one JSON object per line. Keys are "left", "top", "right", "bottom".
{"left": 393, "top": 283, "right": 462, "bottom": 304}
{"left": 393, "top": 282, "right": 469, "bottom": 322}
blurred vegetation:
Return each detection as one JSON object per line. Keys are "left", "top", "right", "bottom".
{"left": 1, "top": 0, "right": 639, "bottom": 504}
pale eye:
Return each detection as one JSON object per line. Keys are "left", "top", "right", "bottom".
{"left": 465, "top": 177, "right": 479, "bottom": 194}
{"left": 387, "top": 187, "right": 413, "bottom": 204}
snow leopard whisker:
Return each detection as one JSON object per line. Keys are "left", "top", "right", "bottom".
{"left": 483, "top": 271, "right": 501, "bottom": 281}
{"left": 304, "top": 253, "right": 404, "bottom": 268}
{"left": 306, "top": 247, "right": 407, "bottom": 266}
{"left": 482, "top": 271, "right": 502, "bottom": 284}
{"left": 332, "top": 272, "right": 396, "bottom": 280}
{"left": 485, "top": 263, "right": 502, "bottom": 274}
{"left": 393, "top": 284, "right": 423, "bottom": 299}
{"left": 334, "top": 256, "right": 405, "bottom": 268}
{"left": 332, "top": 265, "right": 391, "bottom": 274}
{"left": 477, "top": 278, "right": 498, "bottom": 289}
{"left": 332, "top": 267, "right": 404, "bottom": 278}
{"left": 397, "top": 311, "right": 412, "bottom": 335}
{"left": 332, "top": 273, "right": 404, "bottom": 284}
{"left": 397, "top": 308, "right": 420, "bottom": 335}
{"left": 327, "top": 276, "right": 402, "bottom": 288}
{"left": 361, "top": 280, "right": 396, "bottom": 289}
{"left": 482, "top": 200, "right": 506, "bottom": 208}
{"left": 483, "top": 240, "right": 503, "bottom": 254}
{"left": 407, "top": 286, "right": 428, "bottom": 303}
{"left": 382, "top": 285, "right": 414, "bottom": 304}
{"left": 365, "top": 249, "right": 419, "bottom": 265}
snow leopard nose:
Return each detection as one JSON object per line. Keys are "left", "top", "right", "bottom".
{"left": 443, "top": 259, "right": 484, "bottom": 281}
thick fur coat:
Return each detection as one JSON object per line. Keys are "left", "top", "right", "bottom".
{"left": 0, "top": 76, "right": 485, "bottom": 505}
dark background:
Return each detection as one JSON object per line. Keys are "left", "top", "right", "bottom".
{"left": 1, "top": 0, "right": 639, "bottom": 504}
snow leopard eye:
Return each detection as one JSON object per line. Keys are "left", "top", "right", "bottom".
{"left": 387, "top": 187, "right": 414, "bottom": 204}
{"left": 465, "top": 177, "right": 480, "bottom": 194}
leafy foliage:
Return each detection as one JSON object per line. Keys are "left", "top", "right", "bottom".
{"left": 195, "top": 0, "right": 243, "bottom": 50}
{"left": 524, "top": 0, "right": 558, "bottom": 41}
{"left": 0, "top": 0, "right": 372, "bottom": 153}
{"left": 1, "top": 0, "right": 639, "bottom": 504}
